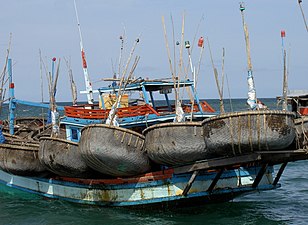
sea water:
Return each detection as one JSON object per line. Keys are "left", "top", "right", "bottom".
{"left": 0, "top": 98, "right": 307, "bottom": 225}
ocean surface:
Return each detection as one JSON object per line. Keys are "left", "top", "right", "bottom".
{"left": 0, "top": 98, "right": 307, "bottom": 225}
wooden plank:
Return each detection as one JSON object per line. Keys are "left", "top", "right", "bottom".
{"left": 257, "top": 150, "right": 308, "bottom": 164}
{"left": 182, "top": 171, "right": 199, "bottom": 196}
{"left": 252, "top": 163, "right": 268, "bottom": 188}
{"left": 256, "top": 149, "right": 308, "bottom": 154}
{"left": 174, "top": 153, "right": 261, "bottom": 175}
{"left": 207, "top": 169, "right": 224, "bottom": 193}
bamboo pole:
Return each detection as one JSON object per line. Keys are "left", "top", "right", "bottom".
{"left": 208, "top": 38, "right": 224, "bottom": 113}
{"left": 107, "top": 36, "right": 141, "bottom": 125}
{"left": 171, "top": 14, "right": 177, "bottom": 84}
{"left": 298, "top": 0, "right": 308, "bottom": 32}
{"left": 0, "top": 33, "right": 12, "bottom": 112}
{"left": 240, "top": 3, "right": 257, "bottom": 109}
{"left": 118, "top": 28, "right": 126, "bottom": 78}
{"left": 162, "top": 16, "right": 178, "bottom": 103}
{"left": 220, "top": 48, "right": 225, "bottom": 113}
{"left": 282, "top": 50, "right": 288, "bottom": 110}
{"left": 64, "top": 57, "right": 78, "bottom": 105}
{"left": 108, "top": 56, "right": 140, "bottom": 125}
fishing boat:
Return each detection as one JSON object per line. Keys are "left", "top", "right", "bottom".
{"left": 0, "top": 55, "right": 307, "bottom": 210}
{"left": 143, "top": 122, "right": 207, "bottom": 166}
{"left": 79, "top": 124, "right": 150, "bottom": 177}
{"left": 201, "top": 110, "right": 296, "bottom": 158}
{"left": 0, "top": 4, "right": 306, "bottom": 207}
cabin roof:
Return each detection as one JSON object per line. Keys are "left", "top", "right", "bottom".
{"left": 98, "top": 79, "right": 194, "bottom": 93}
{"left": 287, "top": 90, "right": 308, "bottom": 98}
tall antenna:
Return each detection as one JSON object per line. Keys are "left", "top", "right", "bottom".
{"left": 73, "top": 0, "right": 94, "bottom": 104}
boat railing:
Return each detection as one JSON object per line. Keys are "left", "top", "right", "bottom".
{"left": 155, "top": 100, "right": 215, "bottom": 115}
{"left": 182, "top": 101, "right": 216, "bottom": 113}
{"left": 64, "top": 104, "right": 160, "bottom": 119}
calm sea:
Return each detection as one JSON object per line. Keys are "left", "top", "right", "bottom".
{"left": 0, "top": 98, "right": 307, "bottom": 225}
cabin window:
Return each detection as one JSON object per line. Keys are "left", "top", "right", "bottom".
{"left": 71, "top": 128, "right": 79, "bottom": 141}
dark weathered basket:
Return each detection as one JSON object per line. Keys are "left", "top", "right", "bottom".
{"left": 201, "top": 110, "right": 296, "bottom": 158}
{"left": 39, "top": 137, "right": 94, "bottom": 178}
{"left": 143, "top": 122, "right": 207, "bottom": 166}
{"left": 294, "top": 116, "right": 308, "bottom": 149}
{"left": 0, "top": 138, "right": 46, "bottom": 176}
{"left": 79, "top": 124, "right": 150, "bottom": 177}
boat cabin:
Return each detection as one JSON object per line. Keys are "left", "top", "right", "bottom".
{"left": 278, "top": 90, "right": 308, "bottom": 116}
{"left": 61, "top": 78, "right": 216, "bottom": 142}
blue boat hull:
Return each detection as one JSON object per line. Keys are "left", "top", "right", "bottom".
{"left": 0, "top": 165, "right": 278, "bottom": 207}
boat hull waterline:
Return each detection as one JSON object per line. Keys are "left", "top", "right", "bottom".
{"left": 0, "top": 165, "right": 277, "bottom": 207}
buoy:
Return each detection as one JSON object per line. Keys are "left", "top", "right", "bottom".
{"left": 198, "top": 37, "right": 204, "bottom": 47}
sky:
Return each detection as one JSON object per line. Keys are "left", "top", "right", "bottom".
{"left": 0, "top": 0, "right": 307, "bottom": 102}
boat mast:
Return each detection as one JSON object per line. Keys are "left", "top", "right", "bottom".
{"left": 281, "top": 30, "right": 288, "bottom": 111}
{"left": 73, "top": 0, "right": 94, "bottom": 104}
{"left": 8, "top": 58, "right": 15, "bottom": 135}
{"left": 240, "top": 3, "right": 257, "bottom": 110}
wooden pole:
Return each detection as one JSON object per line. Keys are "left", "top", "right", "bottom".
{"left": 0, "top": 33, "right": 12, "bottom": 112}
{"left": 240, "top": 3, "right": 257, "bottom": 109}
{"left": 162, "top": 16, "right": 178, "bottom": 103}
{"left": 118, "top": 28, "right": 126, "bottom": 78}
{"left": 220, "top": 48, "right": 225, "bottom": 113}
{"left": 282, "top": 50, "right": 288, "bottom": 110}
{"left": 208, "top": 38, "right": 224, "bottom": 113}
{"left": 64, "top": 57, "right": 78, "bottom": 105}
{"left": 298, "top": 0, "right": 308, "bottom": 32}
